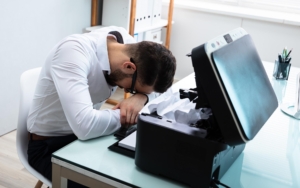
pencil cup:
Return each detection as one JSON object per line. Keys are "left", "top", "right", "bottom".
{"left": 273, "top": 60, "right": 291, "bottom": 80}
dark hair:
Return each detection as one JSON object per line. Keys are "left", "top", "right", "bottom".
{"left": 125, "top": 41, "right": 176, "bottom": 93}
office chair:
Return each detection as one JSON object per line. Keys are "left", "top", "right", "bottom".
{"left": 16, "top": 67, "right": 52, "bottom": 188}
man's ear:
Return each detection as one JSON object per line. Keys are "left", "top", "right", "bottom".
{"left": 122, "top": 61, "right": 136, "bottom": 74}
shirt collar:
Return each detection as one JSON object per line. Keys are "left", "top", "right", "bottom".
{"left": 96, "top": 30, "right": 124, "bottom": 75}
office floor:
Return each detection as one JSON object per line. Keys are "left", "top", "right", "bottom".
{"left": 0, "top": 89, "right": 124, "bottom": 188}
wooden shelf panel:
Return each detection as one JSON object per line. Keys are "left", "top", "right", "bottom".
{"left": 85, "top": 19, "right": 174, "bottom": 34}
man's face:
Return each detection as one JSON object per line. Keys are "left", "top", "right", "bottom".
{"left": 106, "top": 68, "right": 129, "bottom": 86}
{"left": 107, "top": 68, "right": 154, "bottom": 94}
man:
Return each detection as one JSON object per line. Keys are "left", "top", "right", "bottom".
{"left": 27, "top": 26, "right": 176, "bottom": 187}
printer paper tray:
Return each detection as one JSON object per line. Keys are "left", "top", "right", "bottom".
{"left": 108, "top": 140, "right": 135, "bottom": 158}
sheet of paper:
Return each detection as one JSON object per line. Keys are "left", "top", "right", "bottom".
{"left": 141, "top": 89, "right": 206, "bottom": 124}
{"left": 118, "top": 131, "right": 136, "bottom": 151}
{"left": 141, "top": 88, "right": 175, "bottom": 114}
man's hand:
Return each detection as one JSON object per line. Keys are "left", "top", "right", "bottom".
{"left": 113, "top": 93, "right": 148, "bottom": 127}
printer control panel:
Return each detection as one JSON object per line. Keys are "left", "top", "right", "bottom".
{"left": 204, "top": 27, "right": 248, "bottom": 62}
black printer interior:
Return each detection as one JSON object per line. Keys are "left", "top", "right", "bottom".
{"left": 179, "top": 88, "right": 224, "bottom": 143}
{"left": 135, "top": 88, "right": 238, "bottom": 188}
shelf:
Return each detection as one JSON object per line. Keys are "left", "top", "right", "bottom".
{"left": 85, "top": 19, "right": 174, "bottom": 34}
{"left": 134, "top": 19, "right": 173, "bottom": 33}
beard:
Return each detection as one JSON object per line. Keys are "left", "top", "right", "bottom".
{"left": 105, "top": 69, "right": 132, "bottom": 86}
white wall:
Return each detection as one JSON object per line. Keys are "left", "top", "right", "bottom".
{"left": 2, "top": 1, "right": 299, "bottom": 136}
{"left": 162, "top": 5, "right": 300, "bottom": 80}
{"left": 0, "top": 0, "right": 91, "bottom": 136}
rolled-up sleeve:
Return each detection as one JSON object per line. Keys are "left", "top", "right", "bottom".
{"left": 50, "top": 40, "right": 121, "bottom": 140}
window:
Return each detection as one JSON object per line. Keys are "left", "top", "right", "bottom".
{"left": 198, "top": 0, "right": 300, "bottom": 13}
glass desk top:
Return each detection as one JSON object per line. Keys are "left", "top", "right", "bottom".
{"left": 53, "top": 62, "right": 300, "bottom": 188}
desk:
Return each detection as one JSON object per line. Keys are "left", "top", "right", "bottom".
{"left": 52, "top": 61, "right": 300, "bottom": 188}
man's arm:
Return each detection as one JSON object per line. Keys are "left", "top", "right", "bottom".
{"left": 113, "top": 93, "right": 147, "bottom": 126}
{"left": 50, "top": 40, "right": 121, "bottom": 140}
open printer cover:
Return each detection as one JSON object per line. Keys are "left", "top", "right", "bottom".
{"left": 134, "top": 28, "right": 278, "bottom": 187}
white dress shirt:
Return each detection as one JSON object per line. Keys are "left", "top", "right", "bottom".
{"left": 27, "top": 26, "right": 137, "bottom": 140}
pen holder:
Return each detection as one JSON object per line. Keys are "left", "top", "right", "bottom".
{"left": 273, "top": 60, "right": 291, "bottom": 80}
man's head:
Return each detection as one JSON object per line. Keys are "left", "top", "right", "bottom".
{"left": 124, "top": 41, "right": 176, "bottom": 93}
{"left": 107, "top": 41, "right": 176, "bottom": 94}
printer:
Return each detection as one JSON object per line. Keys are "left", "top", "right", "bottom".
{"left": 134, "top": 28, "right": 278, "bottom": 187}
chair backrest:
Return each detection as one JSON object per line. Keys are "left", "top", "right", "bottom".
{"left": 16, "top": 67, "right": 52, "bottom": 187}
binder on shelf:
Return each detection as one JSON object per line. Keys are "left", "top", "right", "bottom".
{"left": 152, "top": 0, "right": 162, "bottom": 25}
{"left": 141, "top": 0, "right": 149, "bottom": 28}
{"left": 146, "top": 0, "right": 154, "bottom": 28}
{"left": 135, "top": 0, "right": 156, "bottom": 31}
{"left": 135, "top": 0, "right": 145, "bottom": 30}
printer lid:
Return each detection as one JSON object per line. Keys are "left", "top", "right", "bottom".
{"left": 191, "top": 28, "right": 278, "bottom": 145}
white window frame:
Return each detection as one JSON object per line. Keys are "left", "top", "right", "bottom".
{"left": 164, "top": 0, "right": 300, "bottom": 26}
{"left": 196, "top": 0, "right": 300, "bottom": 14}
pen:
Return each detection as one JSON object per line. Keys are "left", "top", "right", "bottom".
{"left": 281, "top": 49, "right": 285, "bottom": 62}
{"left": 278, "top": 54, "right": 283, "bottom": 63}
{"left": 286, "top": 48, "right": 293, "bottom": 59}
